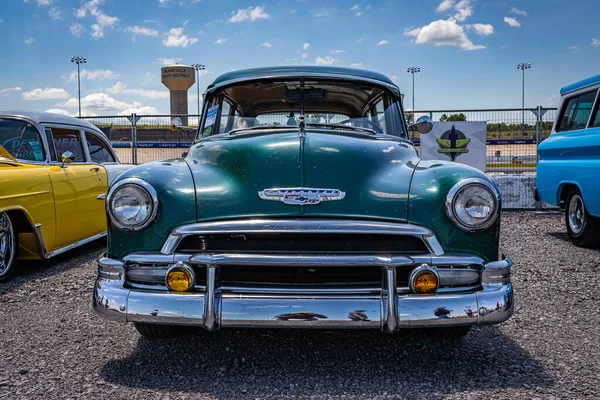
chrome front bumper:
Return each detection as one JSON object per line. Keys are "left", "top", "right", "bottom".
{"left": 93, "top": 253, "right": 514, "bottom": 332}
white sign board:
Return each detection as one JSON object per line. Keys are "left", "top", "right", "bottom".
{"left": 419, "top": 121, "right": 487, "bottom": 172}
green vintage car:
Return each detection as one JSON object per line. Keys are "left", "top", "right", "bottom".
{"left": 93, "top": 66, "right": 513, "bottom": 339}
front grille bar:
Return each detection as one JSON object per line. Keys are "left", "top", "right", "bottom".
{"left": 160, "top": 219, "right": 444, "bottom": 256}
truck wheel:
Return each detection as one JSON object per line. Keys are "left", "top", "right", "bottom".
{"left": 424, "top": 326, "right": 472, "bottom": 339}
{"left": 0, "top": 212, "right": 17, "bottom": 283}
{"left": 134, "top": 323, "right": 180, "bottom": 339}
{"left": 565, "top": 188, "right": 600, "bottom": 247}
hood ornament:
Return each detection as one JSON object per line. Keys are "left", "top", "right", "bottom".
{"left": 258, "top": 188, "right": 345, "bottom": 205}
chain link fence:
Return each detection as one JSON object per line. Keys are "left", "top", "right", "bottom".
{"left": 81, "top": 107, "right": 558, "bottom": 209}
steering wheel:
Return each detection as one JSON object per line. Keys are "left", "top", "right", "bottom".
{"left": 338, "top": 119, "right": 383, "bottom": 133}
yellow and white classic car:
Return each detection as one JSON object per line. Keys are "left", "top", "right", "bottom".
{"left": 0, "top": 111, "right": 130, "bottom": 281}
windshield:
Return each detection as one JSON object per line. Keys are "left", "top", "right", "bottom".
{"left": 0, "top": 118, "right": 45, "bottom": 162}
{"left": 200, "top": 79, "right": 405, "bottom": 138}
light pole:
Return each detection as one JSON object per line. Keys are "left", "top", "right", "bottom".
{"left": 407, "top": 67, "right": 420, "bottom": 123}
{"left": 191, "top": 64, "right": 205, "bottom": 118}
{"left": 517, "top": 62, "right": 531, "bottom": 137}
{"left": 70, "top": 56, "right": 87, "bottom": 118}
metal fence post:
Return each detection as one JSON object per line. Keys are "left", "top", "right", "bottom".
{"left": 131, "top": 113, "right": 137, "bottom": 165}
{"left": 535, "top": 105, "right": 543, "bottom": 211}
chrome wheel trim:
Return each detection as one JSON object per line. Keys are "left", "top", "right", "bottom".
{"left": 0, "top": 212, "right": 16, "bottom": 276}
{"left": 568, "top": 194, "right": 585, "bottom": 235}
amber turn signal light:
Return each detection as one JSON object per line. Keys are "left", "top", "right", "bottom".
{"left": 409, "top": 265, "right": 439, "bottom": 294}
{"left": 166, "top": 263, "right": 195, "bottom": 292}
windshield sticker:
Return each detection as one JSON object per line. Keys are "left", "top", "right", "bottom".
{"left": 204, "top": 105, "right": 219, "bottom": 129}
{"left": 29, "top": 140, "right": 44, "bottom": 161}
{"left": 202, "top": 126, "right": 213, "bottom": 137}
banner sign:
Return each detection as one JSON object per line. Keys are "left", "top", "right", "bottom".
{"left": 419, "top": 122, "right": 487, "bottom": 172}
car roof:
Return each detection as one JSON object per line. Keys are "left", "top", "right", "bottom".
{"left": 0, "top": 111, "right": 103, "bottom": 133}
{"left": 209, "top": 66, "right": 397, "bottom": 89}
{"left": 560, "top": 74, "right": 600, "bottom": 95}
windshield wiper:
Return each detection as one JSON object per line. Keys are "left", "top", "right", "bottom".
{"left": 306, "top": 123, "right": 378, "bottom": 135}
{"left": 228, "top": 125, "right": 296, "bottom": 135}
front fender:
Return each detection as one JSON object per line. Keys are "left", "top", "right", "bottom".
{"left": 408, "top": 160, "right": 500, "bottom": 262}
{"left": 107, "top": 159, "right": 196, "bottom": 259}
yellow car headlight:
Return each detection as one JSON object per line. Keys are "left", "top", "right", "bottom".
{"left": 166, "top": 262, "right": 195, "bottom": 292}
{"left": 409, "top": 264, "right": 439, "bottom": 294}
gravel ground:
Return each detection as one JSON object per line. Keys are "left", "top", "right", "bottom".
{"left": 0, "top": 212, "right": 599, "bottom": 400}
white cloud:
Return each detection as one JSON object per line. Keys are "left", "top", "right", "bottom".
{"left": 404, "top": 19, "right": 485, "bottom": 51}
{"left": 350, "top": 63, "right": 363, "bottom": 68}
{"left": 349, "top": 5, "right": 359, "bottom": 11}
{"left": 330, "top": 49, "right": 344, "bottom": 54}
{"left": 391, "top": 75, "right": 398, "bottom": 82}
{"left": 377, "top": 40, "right": 388, "bottom": 46}
{"left": 568, "top": 45, "right": 581, "bottom": 52}
{"left": 466, "top": 23, "right": 494, "bottom": 36}
{"left": 0, "top": 87, "right": 22, "bottom": 96}
{"left": 214, "top": 37, "right": 227, "bottom": 45}
{"left": 58, "top": 92, "right": 140, "bottom": 112}
{"left": 76, "top": 0, "right": 119, "bottom": 39}
{"left": 301, "top": 52, "right": 310, "bottom": 59}
{"left": 107, "top": 82, "right": 169, "bottom": 99}
{"left": 24, "top": 37, "right": 35, "bottom": 44}
{"left": 36, "top": 0, "right": 51, "bottom": 6}
{"left": 453, "top": 0, "right": 472, "bottom": 22}
{"left": 157, "top": 57, "right": 183, "bottom": 65}
{"left": 302, "top": 42, "right": 310, "bottom": 50}
{"left": 314, "top": 11, "right": 328, "bottom": 17}
{"left": 67, "top": 69, "right": 118, "bottom": 82}
{"left": 22, "top": 88, "right": 69, "bottom": 100}
{"left": 125, "top": 25, "right": 158, "bottom": 39}
{"left": 70, "top": 23, "right": 86, "bottom": 37}
{"left": 511, "top": 8, "right": 527, "bottom": 16}
{"left": 163, "top": 26, "right": 199, "bottom": 47}
{"left": 315, "top": 56, "right": 335, "bottom": 66}
{"left": 259, "top": 41, "right": 272, "bottom": 47}
{"left": 45, "top": 108, "right": 71, "bottom": 116}
{"left": 436, "top": 0, "right": 454, "bottom": 12}
{"left": 48, "top": 7, "right": 61, "bottom": 19}
{"left": 229, "top": 6, "right": 270, "bottom": 23}
{"left": 593, "top": 39, "right": 600, "bottom": 46}
{"left": 504, "top": 17, "right": 520, "bottom": 27}
{"left": 118, "top": 106, "right": 159, "bottom": 116}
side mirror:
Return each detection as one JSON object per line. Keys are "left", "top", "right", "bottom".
{"left": 410, "top": 115, "right": 434, "bottom": 134}
{"left": 171, "top": 117, "right": 183, "bottom": 131}
{"left": 61, "top": 151, "right": 75, "bottom": 168}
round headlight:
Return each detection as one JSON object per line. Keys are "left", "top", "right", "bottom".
{"left": 446, "top": 178, "right": 499, "bottom": 231}
{"left": 409, "top": 264, "right": 439, "bottom": 294}
{"left": 107, "top": 178, "right": 158, "bottom": 230}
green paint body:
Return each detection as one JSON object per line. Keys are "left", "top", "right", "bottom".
{"left": 108, "top": 129, "right": 500, "bottom": 262}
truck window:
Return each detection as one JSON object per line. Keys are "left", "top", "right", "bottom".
{"left": 557, "top": 90, "right": 597, "bottom": 131}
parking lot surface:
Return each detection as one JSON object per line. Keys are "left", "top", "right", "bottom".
{"left": 0, "top": 212, "right": 598, "bottom": 399}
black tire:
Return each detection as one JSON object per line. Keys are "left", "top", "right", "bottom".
{"left": 0, "top": 212, "right": 18, "bottom": 283}
{"left": 424, "top": 326, "right": 472, "bottom": 339}
{"left": 565, "top": 188, "right": 600, "bottom": 247}
{"left": 134, "top": 323, "right": 180, "bottom": 339}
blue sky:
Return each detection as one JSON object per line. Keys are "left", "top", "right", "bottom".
{"left": 0, "top": 0, "right": 599, "bottom": 116}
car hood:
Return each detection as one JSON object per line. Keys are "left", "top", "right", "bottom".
{"left": 185, "top": 129, "right": 420, "bottom": 222}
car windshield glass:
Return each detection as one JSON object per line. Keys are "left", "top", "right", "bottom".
{"left": 200, "top": 79, "right": 404, "bottom": 138}
{"left": 0, "top": 118, "right": 45, "bottom": 162}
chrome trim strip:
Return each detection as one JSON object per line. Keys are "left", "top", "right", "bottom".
{"left": 189, "top": 253, "right": 414, "bottom": 268}
{"left": 381, "top": 267, "right": 398, "bottom": 333}
{"left": 160, "top": 219, "right": 443, "bottom": 255}
{"left": 204, "top": 266, "right": 220, "bottom": 331}
{"left": 33, "top": 223, "right": 106, "bottom": 259}
{"left": 97, "top": 193, "right": 107, "bottom": 200}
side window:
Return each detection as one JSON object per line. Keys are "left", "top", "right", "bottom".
{"left": 375, "top": 98, "right": 387, "bottom": 134}
{"left": 557, "top": 90, "right": 597, "bottom": 132}
{"left": 52, "top": 129, "right": 85, "bottom": 162}
{"left": 219, "top": 100, "right": 232, "bottom": 133}
{"left": 589, "top": 93, "right": 600, "bottom": 128}
{"left": 85, "top": 132, "right": 115, "bottom": 164}
{"left": 44, "top": 128, "right": 57, "bottom": 162}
